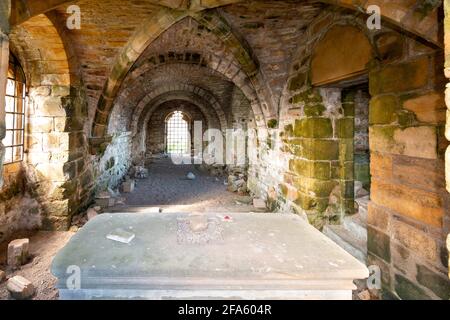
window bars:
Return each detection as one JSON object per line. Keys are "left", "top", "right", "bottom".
{"left": 166, "top": 111, "right": 190, "bottom": 155}
{"left": 3, "top": 54, "right": 26, "bottom": 164}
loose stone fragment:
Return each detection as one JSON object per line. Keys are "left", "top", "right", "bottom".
{"left": 253, "top": 198, "right": 266, "bottom": 209}
{"left": 186, "top": 172, "right": 196, "bottom": 180}
{"left": 122, "top": 179, "right": 135, "bottom": 193}
{"left": 96, "top": 191, "right": 115, "bottom": 208}
{"left": 0, "top": 270, "right": 5, "bottom": 282}
{"left": 106, "top": 228, "right": 135, "bottom": 244}
{"left": 7, "top": 239, "right": 29, "bottom": 268}
{"left": 357, "top": 290, "right": 372, "bottom": 300}
{"left": 134, "top": 166, "right": 149, "bottom": 179}
{"left": 7, "top": 276, "right": 35, "bottom": 300}
{"left": 87, "top": 208, "right": 98, "bottom": 221}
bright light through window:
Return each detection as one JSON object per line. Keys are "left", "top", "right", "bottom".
{"left": 166, "top": 111, "right": 190, "bottom": 155}
{"left": 2, "top": 54, "right": 26, "bottom": 164}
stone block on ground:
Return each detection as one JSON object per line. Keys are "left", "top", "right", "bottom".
{"left": 253, "top": 198, "right": 266, "bottom": 209}
{"left": 96, "top": 191, "right": 115, "bottom": 208}
{"left": 7, "top": 239, "right": 29, "bottom": 268}
{"left": 122, "top": 179, "right": 135, "bottom": 193}
{"left": 134, "top": 166, "right": 148, "bottom": 179}
{"left": 87, "top": 208, "right": 98, "bottom": 221}
{"left": 7, "top": 276, "right": 35, "bottom": 300}
{"left": 357, "top": 290, "right": 371, "bottom": 300}
{"left": 186, "top": 172, "right": 196, "bottom": 180}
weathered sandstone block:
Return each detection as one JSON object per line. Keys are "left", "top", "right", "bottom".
{"left": 7, "top": 238, "right": 29, "bottom": 268}
{"left": 7, "top": 276, "right": 35, "bottom": 300}
{"left": 122, "top": 179, "right": 135, "bottom": 193}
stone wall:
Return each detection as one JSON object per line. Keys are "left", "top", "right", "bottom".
{"left": 249, "top": 9, "right": 450, "bottom": 299}
{"left": 94, "top": 132, "right": 131, "bottom": 192}
{"left": 367, "top": 40, "right": 449, "bottom": 300}
{"left": 0, "top": 163, "right": 41, "bottom": 243}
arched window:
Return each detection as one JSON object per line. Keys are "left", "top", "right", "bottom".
{"left": 165, "top": 111, "right": 190, "bottom": 155}
{"left": 3, "top": 54, "right": 26, "bottom": 164}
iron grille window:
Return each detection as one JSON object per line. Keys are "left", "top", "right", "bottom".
{"left": 166, "top": 111, "right": 190, "bottom": 155}
{"left": 3, "top": 54, "right": 26, "bottom": 164}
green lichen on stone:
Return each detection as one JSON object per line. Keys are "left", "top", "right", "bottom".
{"left": 304, "top": 104, "right": 325, "bottom": 117}
{"left": 340, "top": 161, "right": 354, "bottom": 180}
{"left": 295, "top": 192, "right": 329, "bottom": 213}
{"left": 294, "top": 118, "right": 333, "bottom": 138}
{"left": 335, "top": 118, "right": 354, "bottom": 138}
{"left": 292, "top": 176, "right": 337, "bottom": 199}
{"left": 289, "top": 88, "right": 323, "bottom": 105}
{"left": 267, "top": 119, "right": 278, "bottom": 129}
{"left": 290, "top": 159, "right": 331, "bottom": 180}
{"left": 369, "top": 95, "right": 399, "bottom": 124}
{"left": 339, "top": 139, "right": 354, "bottom": 162}
{"left": 305, "top": 139, "right": 339, "bottom": 161}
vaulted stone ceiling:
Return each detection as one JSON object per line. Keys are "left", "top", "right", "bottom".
{"left": 8, "top": 0, "right": 443, "bottom": 139}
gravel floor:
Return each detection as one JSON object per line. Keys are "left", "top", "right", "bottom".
{"left": 0, "top": 231, "right": 74, "bottom": 300}
{"left": 113, "top": 158, "right": 258, "bottom": 213}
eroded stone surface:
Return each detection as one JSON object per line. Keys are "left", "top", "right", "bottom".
{"left": 7, "top": 276, "right": 35, "bottom": 300}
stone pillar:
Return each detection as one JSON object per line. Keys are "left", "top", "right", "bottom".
{"left": 338, "top": 90, "right": 355, "bottom": 217}
{"left": 0, "top": 33, "right": 9, "bottom": 188}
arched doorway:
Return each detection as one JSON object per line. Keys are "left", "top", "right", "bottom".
{"left": 165, "top": 111, "right": 191, "bottom": 155}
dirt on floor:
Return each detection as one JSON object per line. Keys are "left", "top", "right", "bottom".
{"left": 109, "top": 158, "right": 261, "bottom": 214}
{"left": 0, "top": 231, "right": 74, "bottom": 300}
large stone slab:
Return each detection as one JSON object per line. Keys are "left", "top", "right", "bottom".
{"left": 51, "top": 212, "right": 368, "bottom": 300}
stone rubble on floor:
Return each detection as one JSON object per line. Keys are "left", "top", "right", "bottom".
{"left": 226, "top": 168, "right": 249, "bottom": 195}
{"left": 122, "top": 179, "right": 135, "bottom": 193}
{"left": 357, "top": 289, "right": 372, "bottom": 300}
{"left": 71, "top": 204, "right": 103, "bottom": 230}
{"left": 253, "top": 198, "right": 266, "bottom": 209}
{"left": 95, "top": 191, "right": 116, "bottom": 208}
{"left": 186, "top": 172, "right": 196, "bottom": 180}
{"left": 7, "top": 239, "right": 29, "bottom": 268}
{"left": 87, "top": 208, "right": 98, "bottom": 221}
{"left": 133, "top": 166, "right": 149, "bottom": 179}
{"left": 6, "top": 276, "right": 35, "bottom": 300}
